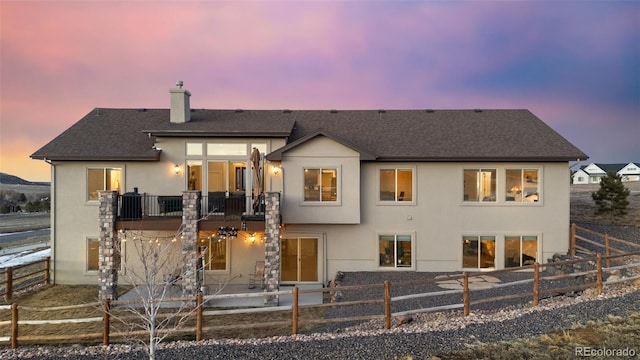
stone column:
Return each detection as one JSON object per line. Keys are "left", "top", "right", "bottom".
{"left": 263, "top": 192, "right": 281, "bottom": 306}
{"left": 181, "top": 191, "right": 201, "bottom": 297}
{"left": 98, "top": 190, "right": 119, "bottom": 301}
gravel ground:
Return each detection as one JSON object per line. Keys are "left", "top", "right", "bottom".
{"left": 2, "top": 282, "right": 638, "bottom": 359}
{"left": 2, "top": 184, "right": 638, "bottom": 359}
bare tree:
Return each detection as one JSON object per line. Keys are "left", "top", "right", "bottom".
{"left": 109, "top": 229, "right": 239, "bottom": 360}
{"left": 111, "top": 230, "right": 194, "bottom": 360}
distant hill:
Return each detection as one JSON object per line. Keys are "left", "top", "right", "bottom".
{"left": 0, "top": 173, "right": 50, "bottom": 186}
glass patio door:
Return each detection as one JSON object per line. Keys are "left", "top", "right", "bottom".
{"left": 281, "top": 237, "right": 318, "bottom": 282}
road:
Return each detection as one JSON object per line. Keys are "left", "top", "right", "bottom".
{"left": 0, "top": 228, "right": 50, "bottom": 245}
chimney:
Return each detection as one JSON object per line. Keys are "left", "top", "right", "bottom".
{"left": 170, "top": 81, "right": 191, "bottom": 123}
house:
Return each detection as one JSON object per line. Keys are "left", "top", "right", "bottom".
{"left": 572, "top": 162, "right": 640, "bottom": 184}
{"left": 31, "top": 83, "right": 588, "bottom": 302}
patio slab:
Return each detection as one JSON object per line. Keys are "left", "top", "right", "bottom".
{"left": 119, "top": 283, "right": 324, "bottom": 308}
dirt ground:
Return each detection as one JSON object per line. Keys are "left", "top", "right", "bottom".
{"left": 570, "top": 181, "right": 640, "bottom": 227}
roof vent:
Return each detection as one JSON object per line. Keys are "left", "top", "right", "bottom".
{"left": 283, "top": 109, "right": 292, "bottom": 114}
{"left": 329, "top": 109, "right": 338, "bottom": 114}
{"left": 474, "top": 109, "right": 483, "bottom": 113}
{"left": 235, "top": 109, "right": 243, "bottom": 113}
{"left": 138, "top": 108, "right": 147, "bottom": 112}
{"left": 425, "top": 109, "right": 434, "bottom": 113}
{"left": 94, "top": 108, "right": 101, "bottom": 116}
{"left": 378, "top": 109, "right": 386, "bottom": 113}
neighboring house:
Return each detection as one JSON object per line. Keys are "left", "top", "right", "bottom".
{"left": 572, "top": 162, "right": 640, "bottom": 184}
{"left": 31, "top": 83, "right": 588, "bottom": 301}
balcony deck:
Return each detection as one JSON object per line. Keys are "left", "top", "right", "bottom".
{"left": 116, "top": 193, "right": 265, "bottom": 231}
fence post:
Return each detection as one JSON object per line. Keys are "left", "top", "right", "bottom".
{"left": 196, "top": 292, "right": 203, "bottom": 341}
{"left": 292, "top": 287, "right": 299, "bottom": 336}
{"left": 384, "top": 280, "right": 391, "bottom": 330}
{"left": 5, "top": 267, "right": 13, "bottom": 302}
{"left": 463, "top": 272, "right": 469, "bottom": 316}
{"left": 44, "top": 257, "right": 51, "bottom": 285}
{"left": 533, "top": 262, "right": 539, "bottom": 306}
{"left": 103, "top": 299, "right": 110, "bottom": 345}
{"left": 569, "top": 223, "right": 576, "bottom": 256}
{"left": 596, "top": 254, "right": 603, "bottom": 295}
{"left": 11, "top": 302, "right": 18, "bottom": 349}
{"left": 604, "top": 235, "right": 611, "bottom": 269}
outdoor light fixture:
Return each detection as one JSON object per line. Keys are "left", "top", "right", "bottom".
{"left": 217, "top": 226, "right": 238, "bottom": 239}
{"left": 272, "top": 166, "right": 281, "bottom": 175}
{"left": 174, "top": 164, "right": 181, "bottom": 175}
{"left": 245, "top": 232, "right": 261, "bottom": 246}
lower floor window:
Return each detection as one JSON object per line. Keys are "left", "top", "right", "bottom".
{"left": 87, "top": 238, "right": 99, "bottom": 271}
{"left": 199, "top": 231, "right": 227, "bottom": 271}
{"left": 462, "top": 235, "right": 495, "bottom": 269}
{"left": 505, "top": 235, "right": 538, "bottom": 267}
{"left": 379, "top": 234, "right": 412, "bottom": 268}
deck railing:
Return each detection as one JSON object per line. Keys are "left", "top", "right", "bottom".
{"left": 117, "top": 192, "right": 265, "bottom": 220}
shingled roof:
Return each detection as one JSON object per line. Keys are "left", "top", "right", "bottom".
{"left": 31, "top": 108, "right": 587, "bottom": 162}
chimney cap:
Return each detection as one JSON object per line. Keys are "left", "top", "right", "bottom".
{"left": 176, "top": 81, "right": 184, "bottom": 88}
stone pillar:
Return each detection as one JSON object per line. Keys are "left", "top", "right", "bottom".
{"left": 98, "top": 190, "right": 119, "bottom": 301}
{"left": 181, "top": 191, "right": 201, "bottom": 297}
{"left": 263, "top": 192, "right": 281, "bottom": 306}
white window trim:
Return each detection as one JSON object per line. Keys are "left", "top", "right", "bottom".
{"left": 86, "top": 166, "right": 123, "bottom": 203}
{"left": 460, "top": 234, "right": 496, "bottom": 271}
{"left": 460, "top": 166, "right": 544, "bottom": 207}
{"left": 300, "top": 166, "right": 341, "bottom": 206}
{"left": 85, "top": 237, "right": 100, "bottom": 274}
{"left": 504, "top": 168, "right": 543, "bottom": 206}
{"left": 203, "top": 237, "right": 231, "bottom": 274}
{"left": 502, "top": 233, "right": 542, "bottom": 269}
{"left": 376, "top": 231, "right": 416, "bottom": 271}
{"left": 376, "top": 166, "right": 417, "bottom": 205}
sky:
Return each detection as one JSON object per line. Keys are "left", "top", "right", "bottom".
{"left": 1, "top": 1, "right": 638, "bottom": 182}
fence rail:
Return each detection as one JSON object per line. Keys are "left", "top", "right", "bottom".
{"left": 1, "top": 250, "right": 639, "bottom": 349}
{"left": 0, "top": 257, "right": 50, "bottom": 302}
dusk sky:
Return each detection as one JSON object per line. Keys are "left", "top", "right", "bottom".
{"left": 1, "top": 1, "right": 638, "bottom": 182}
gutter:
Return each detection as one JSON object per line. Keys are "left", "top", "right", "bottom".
{"left": 44, "top": 158, "right": 55, "bottom": 285}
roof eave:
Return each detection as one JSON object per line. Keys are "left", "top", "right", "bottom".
{"left": 371, "top": 155, "right": 589, "bottom": 162}
{"left": 143, "top": 130, "right": 292, "bottom": 137}
{"left": 30, "top": 153, "right": 161, "bottom": 162}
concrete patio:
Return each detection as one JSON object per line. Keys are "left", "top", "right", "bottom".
{"left": 118, "top": 283, "right": 325, "bottom": 308}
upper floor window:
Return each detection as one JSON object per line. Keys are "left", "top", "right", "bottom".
{"left": 506, "top": 169, "right": 540, "bottom": 202}
{"left": 379, "top": 234, "right": 413, "bottom": 268}
{"left": 187, "top": 160, "right": 203, "bottom": 190}
{"left": 87, "top": 168, "right": 121, "bottom": 201}
{"left": 463, "top": 169, "right": 496, "bottom": 202}
{"left": 207, "top": 143, "right": 247, "bottom": 156}
{"left": 303, "top": 168, "right": 337, "bottom": 202}
{"left": 379, "top": 168, "right": 413, "bottom": 202}
{"left": 186, "top": 142, "right": 203, "bottom": 156}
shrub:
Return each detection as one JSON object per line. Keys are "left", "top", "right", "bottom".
{"left": 592, "top": 172, "right": 630, "bottom": 215}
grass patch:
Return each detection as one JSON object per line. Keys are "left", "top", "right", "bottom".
{"left": 432, "top": 312, "right": 640, "bottom": 359}
{"left": 0, "top": 285, "right": 324, "bottom": 347}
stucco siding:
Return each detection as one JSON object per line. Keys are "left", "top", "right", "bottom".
{"left": 280, "top": 136, "right": 361, "bottom": 224}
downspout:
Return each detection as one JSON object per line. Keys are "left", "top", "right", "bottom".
{"left": 44, "top": 158, "right": 55, "bottom": 284}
